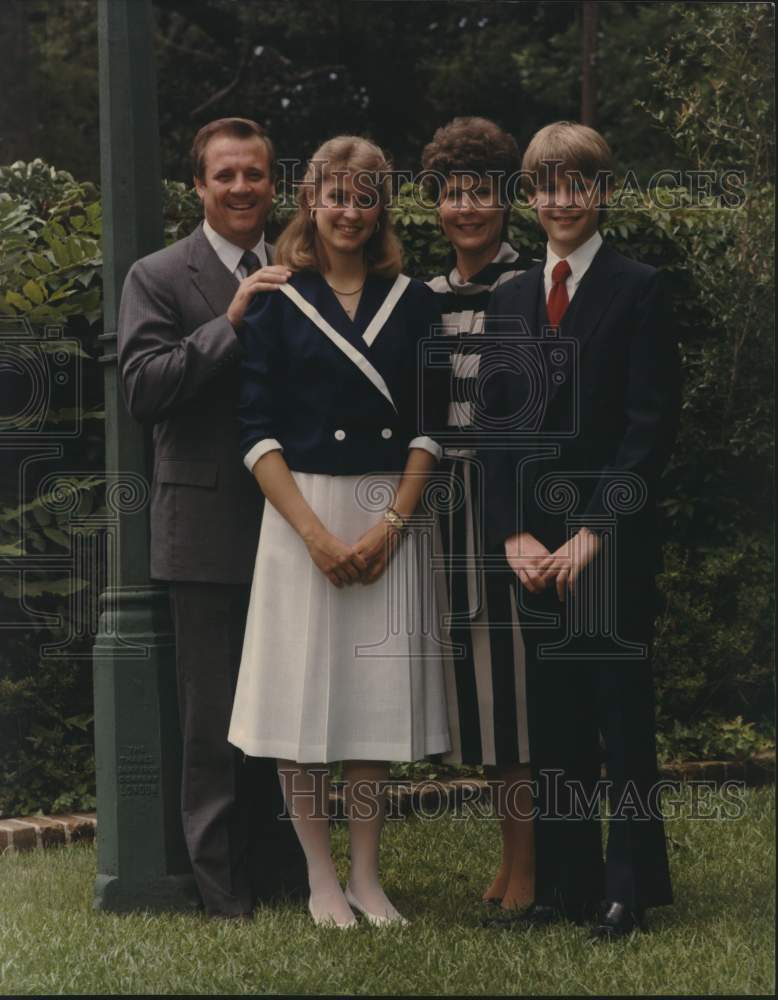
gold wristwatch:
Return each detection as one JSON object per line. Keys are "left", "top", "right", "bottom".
{"left": 384, "top": 506, "right": 408, "bottom": 535}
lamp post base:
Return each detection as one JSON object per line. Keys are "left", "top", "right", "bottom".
{"left": 93, "top": 586, "right": 197, "bottom": 914}
{"left": 94, "top": 873, "right": 200, "bottom": 914}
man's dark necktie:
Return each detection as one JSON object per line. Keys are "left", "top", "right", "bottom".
{"left": 240, "top": 250, "right": 261, "bottom": 276}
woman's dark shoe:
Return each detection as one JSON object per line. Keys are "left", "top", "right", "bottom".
{"left": 589, "top": 901, "right": 647, "bottom": 940}
{"left": 480, "top": 902, "right": 555, "bottom": 929}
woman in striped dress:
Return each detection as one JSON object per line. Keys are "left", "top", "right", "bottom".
{"left": 422, "top": 117, "right": 535, "bottom": 916}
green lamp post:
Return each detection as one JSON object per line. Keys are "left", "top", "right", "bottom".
{"left": 93, "top": 0, "right": 198, "bottom": 913}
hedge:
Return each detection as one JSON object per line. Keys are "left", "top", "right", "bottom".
{"left": 0, "top": 160, "right": 772, "bottom": 815}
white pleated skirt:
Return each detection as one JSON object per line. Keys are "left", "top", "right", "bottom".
{"left": 228, "top": 471, "right": 452, "bottom": 763}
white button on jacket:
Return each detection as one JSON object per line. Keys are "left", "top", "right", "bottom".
{"left": 381, "top": 428, "right": 393, "bottom": 439}
{"left": 334, "top": 429, "right": 346, "bottom": 441}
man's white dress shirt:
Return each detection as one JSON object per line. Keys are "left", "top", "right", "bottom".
{"left": 543, "top": 230, "right": 603, "bottom": 302}
{"left": 203, "top": 219, "right": 268, "bottom": 278}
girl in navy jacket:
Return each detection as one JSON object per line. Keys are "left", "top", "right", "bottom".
{"left": 228, "top": 136, "right": 451, "bottom": 928}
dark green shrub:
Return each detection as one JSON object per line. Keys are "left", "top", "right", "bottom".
{"left": 655, "top": 715, "right": 773, "bottom": 765}
{"left": 654, "top": 537, "right": 773, "bottom": 727}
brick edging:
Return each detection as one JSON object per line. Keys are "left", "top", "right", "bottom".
{"left": 1, "top": 753, "right": 773, "bottom": 854}
{"left": 0, "top": 813, "right": 97, "bottom": 854}
{"left": 658, "top": 751, "right": 775, "bottom": 786}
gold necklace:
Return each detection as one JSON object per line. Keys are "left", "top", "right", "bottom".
{"left": 327, "top": 279, "right": 366, "bottom": 296}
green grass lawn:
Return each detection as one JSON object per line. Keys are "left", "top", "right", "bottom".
{"left": 0, "top": 787, "right": 774, "bottom": 996}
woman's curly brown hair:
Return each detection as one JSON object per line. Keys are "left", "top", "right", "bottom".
{"left": 420, "top": 116, "right": 522, "bottom": 202}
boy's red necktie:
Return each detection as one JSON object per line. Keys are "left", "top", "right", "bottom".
{"left": 547, "top": 258, "right": 571, "bottom": 326}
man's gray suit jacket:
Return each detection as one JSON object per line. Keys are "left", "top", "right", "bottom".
{"left": 117, "top": 222, "right": 265, "bottom": 583}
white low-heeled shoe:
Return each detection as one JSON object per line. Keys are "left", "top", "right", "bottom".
{"left": 308, "top": 896, "right": 357, "bottom": 929}
{"left": 344, "top": 885, "right": 409, "bottom": 927}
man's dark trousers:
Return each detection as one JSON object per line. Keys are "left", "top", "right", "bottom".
{"left": 170, "top": 581, "right": 304, "bottom": 914}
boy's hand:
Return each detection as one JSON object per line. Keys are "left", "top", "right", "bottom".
{"left": 539, "top": 527, "right": 601, "bottom": 601}
{"left": 504, "top": 532, "right": 553, "bottom": 594}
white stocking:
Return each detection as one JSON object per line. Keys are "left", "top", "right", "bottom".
{"left": 276, "top": 759, "right": 355, "bottom": 926}
{"left": 344, "top": 760, "right": 404, "bottom": 919}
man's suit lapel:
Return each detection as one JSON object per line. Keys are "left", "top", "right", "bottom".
{"left": 186, "top": 223, "right": 276, "bottom": 316}
{"left": 563, "top": 243, "right": 624, "bottom": 351}
{"left": 186, "top": 223, "right": 238, "bottom": 317}
{"left": 505, "top": 262, "right": 543, "bottom": 337}
{"left": 544, "top": 243, "right": 625, "bottom": 411}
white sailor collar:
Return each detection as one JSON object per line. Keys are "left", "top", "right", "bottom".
{"left": 279, "top": 272, "right": 412, "bottom": 412}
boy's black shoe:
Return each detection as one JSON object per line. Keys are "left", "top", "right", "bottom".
{"left": 589, "top": 900, "right": 647, "bottom": 940}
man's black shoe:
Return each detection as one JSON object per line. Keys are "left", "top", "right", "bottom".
{"left": 589, "top": 901, "right": 646, "bottom": 940}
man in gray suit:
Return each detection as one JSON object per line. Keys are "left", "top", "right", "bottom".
{"left": 117, "top": 117, "right": 303, "bottom": 918}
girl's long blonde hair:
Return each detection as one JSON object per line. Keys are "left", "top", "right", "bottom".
{"left": 275, "top": 135, "right": 403, "bottom": 278}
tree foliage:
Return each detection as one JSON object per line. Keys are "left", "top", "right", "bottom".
{"left": 5, "top": 1, "right": 688, "bottom": 183}
{"left": 643, "top": 3, "right": 774, "bottom": 547}
{"left": 0, "top": 2, "right": 773, "bottom": 814}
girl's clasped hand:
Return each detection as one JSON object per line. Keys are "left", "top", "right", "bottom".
{"left": 303, "top": 519, "right": 402, "bottom": 588}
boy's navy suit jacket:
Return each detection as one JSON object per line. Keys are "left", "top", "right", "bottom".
{"left": 481, "top": 241, "right": 681, "bottom": 589}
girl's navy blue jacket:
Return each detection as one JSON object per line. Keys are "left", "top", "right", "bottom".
{"left": 237, "top": 270, "right": 449, "bottom": 476}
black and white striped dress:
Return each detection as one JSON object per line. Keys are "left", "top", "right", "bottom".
{"left": 427, "top": 243, "right": 532, "bottom": 766}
